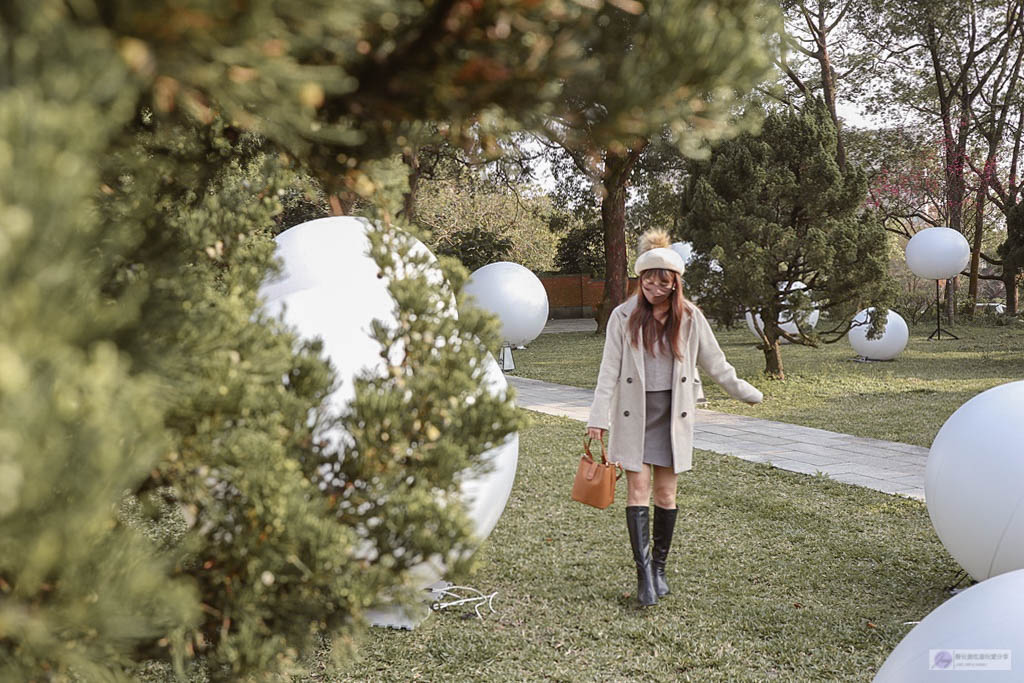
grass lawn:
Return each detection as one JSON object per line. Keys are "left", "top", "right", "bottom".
{"left": 320, "top": 412, "right": 960, "bottom": 682}
{"left": 511, "top": 322, "right": 1024, "bottom": 446}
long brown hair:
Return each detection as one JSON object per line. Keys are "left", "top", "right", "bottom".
{"left": 627, "top": 269, "right": 692, "bottom": 360}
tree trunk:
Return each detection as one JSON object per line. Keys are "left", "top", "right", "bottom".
{"left": 762, "top": 338, "right": 785, "bottom": 380}
{"left": 1005, "top": 261, "right": 1020, "bottom": 315}
{"left": 816, "top": 28, "right": 846, "bottom": 170}
{"left": 597, "top": 172, "right": 628, "bottom": 334}
{"left": 945, "top": 277, "right": 957, "bottom": 322}
{"left": 968, "top": 181, "right": 987, "bottom": 313}
{"left": 595, "top": 142, "right": 648, "bottom": 333}
{"left": 328, "top": 193, "right": 356, "bottom": 216}
{"left": 400, "top": 148, "right": 420, "bottom": 222}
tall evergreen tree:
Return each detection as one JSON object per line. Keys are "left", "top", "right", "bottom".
{"left": 680, "top": 101, "right": 892, "bottom": 378}
{"left": 1, "top": 0, "right": 786, "bottom": 677}
{"left": 0, "top": 11, "right": 199, "bottom": 680}
{"left": 2, "top": 2, "right": 521, "bottom": 677}
{"left": 538, "top": 0, "right": 781, "bottom": 332}
{"left": 999, "top": 200, "right": 1024, "bottom": 313}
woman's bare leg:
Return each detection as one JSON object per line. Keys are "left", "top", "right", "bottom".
{"left": 651, "top": 465, "right": 678, "bottom": 509}
{"left": 625, "top": 466, "right": 652, "bottom": 506}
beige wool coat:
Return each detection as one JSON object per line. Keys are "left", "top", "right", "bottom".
{"left": 587, "top": 297, "right": 763, "bottom": 473}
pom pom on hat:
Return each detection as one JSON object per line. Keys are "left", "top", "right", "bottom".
{"left": 638, "top": 228, "right": 672, "bottom": 254}
{"left": 635, "top": 229, "right": 685, "bottom": 275}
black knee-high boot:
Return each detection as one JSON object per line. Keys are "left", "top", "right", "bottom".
{"left": 625, "top": 506, "right": 657, "bottom": 606}
{"left": 652, "top": 506, "right": 678, "bottom": 597}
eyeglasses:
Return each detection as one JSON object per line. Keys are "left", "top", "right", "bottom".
{"left": 641, "top": 278, "right": 675, "bottom": 293}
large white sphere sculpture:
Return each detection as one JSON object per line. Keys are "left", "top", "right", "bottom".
{"left": 925, "top": 381, "right": 1024, "bottom": 581}
{"left": 905, "top": 227, "right": 971, "bottom": 280}
{"left": 848, "top": 308, "right": 909, "bottom": 361}
{"left": 260, "top": 217, "right": 519, "bottom": 585}
{"left": 874, "top": 568, "right": 1024, "bottom": 681}
{"left": 464, "top": 261, "right": 549, "bottom": 346}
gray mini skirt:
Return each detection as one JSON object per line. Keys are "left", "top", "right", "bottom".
{"left": 643, "top": 390, "right": 673, "bottom": 468}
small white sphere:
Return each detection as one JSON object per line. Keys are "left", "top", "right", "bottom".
{"left": 848, "top": 308, "right": 909, "bottom": 361}
{"left": 261, "top": 217, "right": 519, "bottom": 587}
{"left": 905, "top": 227, "right": 971, "bottom": 280}
{"left": 925, "top": 381, "right": 1024, "bottom": 581}
{"left": 874, "top": 568, "right": 1024, "bottom": 681}
{"left": 464, "top": 262, "right": 549, "bottom": 346}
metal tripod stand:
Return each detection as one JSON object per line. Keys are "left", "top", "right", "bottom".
{"left": 928, "top": 279, "right": 958, "bottom": 340}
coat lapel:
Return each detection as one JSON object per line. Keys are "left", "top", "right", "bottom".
{"left": 619, "top": 297, "right": 645, "bottom": 388}
{"left": 672, "top": 307, "right": 695, "bottom": 383}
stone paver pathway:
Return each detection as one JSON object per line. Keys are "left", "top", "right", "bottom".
{"left": 507, "top": 374, "right": 928, "bottom": 500}
{"left": 540, "top": 318, "right": 598, "bottom": 334}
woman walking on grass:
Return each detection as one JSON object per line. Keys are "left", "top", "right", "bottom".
{"left": 586, "top": 229, "right": 763, "bottom": 606}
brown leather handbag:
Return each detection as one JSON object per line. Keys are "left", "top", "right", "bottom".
{"left": 571, "top": 436, "right": 624, "bottom": 509}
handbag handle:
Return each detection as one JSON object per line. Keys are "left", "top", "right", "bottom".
{"left": 583, "top": 436, "right": 624, "bottom": 480}
{"left": 583, "top": 435, "right": 607, "bottom": 464}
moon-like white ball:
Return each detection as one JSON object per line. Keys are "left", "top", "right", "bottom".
{"left": 848, "top": 308, "right": 909, "bottom": 361}
{"left": 464, "top": 262, "right": 549, "bottom": 346}
{"left": 260, "top": 217, "right": 519, "bottom": 581}
{"left": 925, "top": 381, "right": 1024, "bottom": 581}
{"left": 874, "top": 568, "right": 1024, "bottom": 681}
{"left": 905, "top": 227, "right": 971, "bottom": 280}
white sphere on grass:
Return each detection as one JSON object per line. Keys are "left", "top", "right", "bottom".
{"left": 905, "top": 227, "right": 971, "bottom": 280}
{"left": 925, "top": 381, "right": 1024, "bottom": 581}
{"left": 848, "top": 308, "right": 909, "bottom": 361}
{"left": 464, "top": 261, "right": 549, "bottom": 346}
{"left": 874, "top": 568, "right": 1024, "bottom": 681}
{"left": 260, "top": 217, "right": 519, "bottom": 587}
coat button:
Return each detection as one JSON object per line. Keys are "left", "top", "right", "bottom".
{"left": 681, "top": 376, "right": 687, "bottom": 383}
{"left": 626, "top": 377, "right": 633, "bottom": 384}
{"left": 623, "top": 410, "right": 630, "bottom": 417}
{"left": 680, "top": 411, "right": 688, "bottom": 418}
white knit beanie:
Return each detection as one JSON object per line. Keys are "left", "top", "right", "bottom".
{"left": 635, "top": 229, "right": 685, "bottom": 276}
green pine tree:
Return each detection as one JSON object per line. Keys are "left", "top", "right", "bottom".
{"left": 4, "top": 0, "right": 790, "bottom": 677}
{"left": 998, "top": 201, "right": 1024, "bottom": 315}
{"left": 0, "top": 12, "right": 198, "bottom": 680}
{"left": 680, "top": 101, "right": 893, "bottom": 379}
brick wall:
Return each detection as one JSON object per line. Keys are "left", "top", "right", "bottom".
{"left": 538, "top": 274, "right": 639, "bottom": 319}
